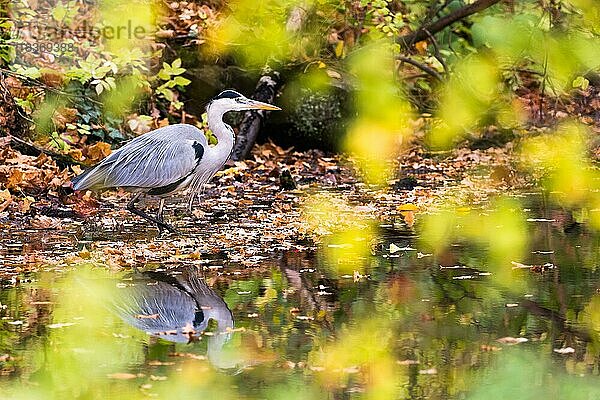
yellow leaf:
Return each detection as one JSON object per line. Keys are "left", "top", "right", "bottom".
{"left": 335, "top": 40, "right": 345, "bottom": 58}
{"left": 398, "top": 203, "right": 418, "bottom": 211}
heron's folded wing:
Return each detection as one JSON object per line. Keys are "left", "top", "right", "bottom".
{"left": 103, "top": 135, "right": 202, "bottom": 189}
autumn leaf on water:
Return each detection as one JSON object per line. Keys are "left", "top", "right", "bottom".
{"left": 20, "top": 196, "right": 35, "bottom": 213}
{"left": 71, "top": 191, "right": 100, "bottom": 217}
{"left": 497, "top": 337, "right": 528, "bottom": 345}
{"left": 107, "top": 373, "right": 143, "bottom": 380}
{"left": 553, "top": 347, "right": 575, "bottom": 354}
{"left": 78, "top": 246, "right": 91, "bottom": 259}
{"left": 169, "top": 352, "right": 207, "bottom": 361}
{"left": 47, "top": 322, "right": 76, "bottom": 329}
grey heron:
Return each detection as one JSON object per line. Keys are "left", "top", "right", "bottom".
{"left": 71, "top": 90, "right": 281, "bottom": 232}
{"left": 111, "top": 268, "right": 240, "bottom": 370}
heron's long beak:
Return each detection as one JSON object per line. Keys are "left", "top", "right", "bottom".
{"left": 247, "top": 99, "right": 281, "bottom": 111}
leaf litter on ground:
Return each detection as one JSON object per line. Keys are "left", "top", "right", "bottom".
{"left": 0, "top": 140, "right": 524, "bottom": 278}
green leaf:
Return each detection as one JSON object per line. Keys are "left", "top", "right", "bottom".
{"left": 51, "top": 3, "right": 67, "bottom": 22}
{"left": 157, "top": 86, "right": 174, "bottom": 101}
{"left": 172, "top": 58, "right": 182, "bottom": 68}
{"left": 572, "top": 76, "right": 589, "bottom": 90}
{"left": 157, "top": 69, "right": 171, "bottom": 81}
{"left": 172, "top": 76, "right": 191, "bottom": 87}
{"left": 14, "top": 65, "right": 41, "bottom": 79}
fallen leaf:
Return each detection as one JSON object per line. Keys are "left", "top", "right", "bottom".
{"left": 30, "top": 215, "right": 62, "bottom": 230}
{"left": 553, "top": 347, "right": 575, "bottom": 354}
{"left": 86, "top": 142, "right": 112, "bottom": 162}
{"left": 497, "top": 337, "right": 528, "bottom": 344}
{"left": 79, "top": 246, "right": 91, "bottom": 259}
{"left": 47, "top": 322, "right": 76, "bottom": 329}
{"left": 107, "top": 373, "right": 141, "bottom": 380}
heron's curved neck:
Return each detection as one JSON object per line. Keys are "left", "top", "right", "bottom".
{"left": 207, "top": 103, "right": 235, "bottom": 157}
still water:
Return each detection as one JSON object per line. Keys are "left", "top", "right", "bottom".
{"left": 1, "top": 193, "right": 599, "bottom": 399}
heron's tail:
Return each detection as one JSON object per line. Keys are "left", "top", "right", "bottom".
{"left": 71, "top": 165, "right": 108, "bottom": 191}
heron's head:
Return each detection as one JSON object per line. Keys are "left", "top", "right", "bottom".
{"left": 210, "top": 90, "right": 281, "bottom": 112}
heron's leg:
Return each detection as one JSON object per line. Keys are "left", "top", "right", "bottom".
{"left": 157, "top": 198, "right": 165, "bottom": 222}
{"left": 126, "top": 194, "right": 178, "bottom": 233}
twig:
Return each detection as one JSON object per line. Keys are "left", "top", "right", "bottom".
{"left": 397, "top": 56, "right": 443, "bottom": 81}
{"left": 424, "top": 29, "right": 448, "bottom": 76}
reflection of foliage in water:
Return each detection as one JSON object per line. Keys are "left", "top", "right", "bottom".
{"left": 2, "top": 200, "right": 600, "bottom": 398}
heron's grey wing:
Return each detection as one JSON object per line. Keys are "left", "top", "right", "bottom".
{"left": 103, "top": 136, "right": 201, "bottom": 189}
{"left": 113, "top": 280, "right": 200, "bottom": 343}
{"left": 74, "top": 124, "right": 208, "bottom": 191}
{"left": 73, "top": 124, "right": 208, "bottom": 190}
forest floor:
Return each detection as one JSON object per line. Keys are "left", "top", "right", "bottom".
{"left": 0, "top": 138, "right": 525, "bottom": 281}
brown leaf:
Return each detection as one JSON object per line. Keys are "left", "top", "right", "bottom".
{"left": 155, "top": 29, "right": 175, "bottom": 38}
{"left": 6, "top": 169, "right": 23, "bottom": 189}
{"left": 0, "top": 189, "right": 12, "bottom": 212}
{"left": 30, "top": 215, "right": 62, "bottom": 230}
{"left": 497, "top": 336, "right": 528, "bottom": 344}
{"left": 86, "top": 142, "right": 112, "bottom": 162}
{"left": 79, "top": 246, "right": 91, "bottom": 259}
{"left": 20, "top": 196, "right": 34, "bottom": 213}
{"left": 52, "top": 107, "right": 78, "bottom": 129}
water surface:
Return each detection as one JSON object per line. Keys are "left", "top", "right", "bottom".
{"left": 1, "top": 193, "right": 599, "bottom": 399}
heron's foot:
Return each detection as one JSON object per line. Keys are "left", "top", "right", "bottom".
{"left": 126, "top": 199, "right": 179, "bottom": 235}
{"left": 157, "top": 221, "right": 179, "bottom": 235}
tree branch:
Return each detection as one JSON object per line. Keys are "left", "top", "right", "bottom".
{"left": 397, "top": 56, "right": 443, "bottom": 81}
{"left": 396, "top": 0, "right": 502, "bottom": 48}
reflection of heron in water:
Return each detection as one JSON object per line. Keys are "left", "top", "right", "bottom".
{"left": 112, "top": 268, "right": 239, "bottom": 370}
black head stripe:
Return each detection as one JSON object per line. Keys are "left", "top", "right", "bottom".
{"left": 214, "top": 90, "right": 243, "bottom": 100}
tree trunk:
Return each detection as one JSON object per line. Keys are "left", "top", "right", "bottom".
{"left": 231, "top": 71, "right": 281, "bottom": 161}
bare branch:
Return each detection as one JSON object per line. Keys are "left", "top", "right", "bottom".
{"left": 397, "top": 0, "right": 502, "bottom": 48}
{"left": 397, "top": 56, "right": 443, "bottom": 81}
